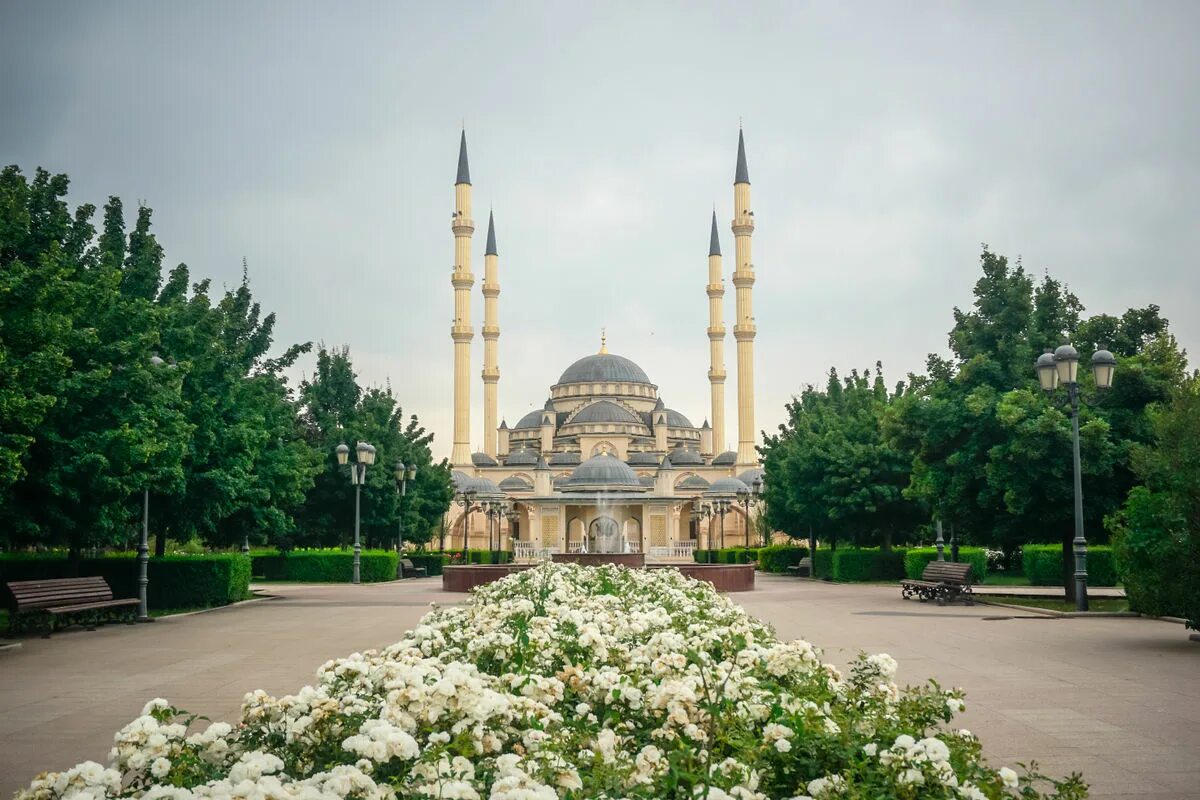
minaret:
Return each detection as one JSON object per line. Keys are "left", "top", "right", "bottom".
{"left": 732, "top": 128, "right": 758, "bottom": 466}
{"left": 450, "top": 130, "right": 474, "bottom": 467}
{"left": 706, "top": 210, "right": 727, "bottom": 456}
{"left": 481, "top": 211, "right": 501, "bottom": 457}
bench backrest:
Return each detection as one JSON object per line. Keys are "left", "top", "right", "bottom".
{"left": 400, "top": 558, "right": 416, "bottom": 568}
{"left": 919, "top": 561, "right": 972, "bottom": 585}
{"left": 798, "top": 557, "right": 812, "bottom": 567}
{"left": 5, "top": 576, "right": 115, "bottom": 611}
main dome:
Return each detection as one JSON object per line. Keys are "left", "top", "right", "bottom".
{"left": 556, "top": 353, "right": 651, "bottom": 386}
{"left": 562, "top": 453, "right": 645, "bottom": 492}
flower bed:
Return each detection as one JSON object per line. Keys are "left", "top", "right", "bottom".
{"left": 18, "top": 563, "right": 1085, "bottom": 800}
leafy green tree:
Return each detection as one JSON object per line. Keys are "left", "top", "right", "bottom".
{"left": 1108, "top": 376, "right": 1200, "bottom": 628}
{"left": 762, "top": 363, "right": 921, "bottom": 550}
{"left": 296, "top": 346, "right": 453, "bottom": 550}
{"left": 0, "top": 172, "right": 191, "bottom": 553}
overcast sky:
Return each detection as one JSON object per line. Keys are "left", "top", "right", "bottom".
{"left": 3, "top": 1, "right": 1197, "bottom": 460}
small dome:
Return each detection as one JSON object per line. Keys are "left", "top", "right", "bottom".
{"left": 712, "top": 450, "right": 738, "bottom": 466}
{"left": 676, "top": 474, "right": 711, "bottom": 491}
{"left": 567, "top": 400, "right": 641, "bottom": 425}
{"left": 471, "top": 452, "right": 499, "bottom": 467}
{"left": 498, "top": 475, "right": 533, "bottom": 491}
{"left": 557, "top": 353, "right": 652, "bottom": 385}
{"left": 638, "top": 475, "right": 656, "bottom": 487}
{"left": 548, "top": 451, "right": 582, "bottom": 466}
{"left": 451, "top": 471, "right": 503, "bottom": 496}
{"left": 563, "top": 453, "right": 645, "bottom": 492}
{"left": 513, "top": 410, "right": 544, "bottom": 430}
{"left": 668, "top": 446, "right": 704, "bottom": 466}
{"left": 738, "top": 468, "right": 764, "bottom": 487}
{"left": 504, "top": 448, "right": 539, "bottom": 466}
{"left": 707, "top": 476, "right": 750, "bottom": 496}
{"left": 626, "top": 451, "right": 661, "bottom": 467}
{"left": 663, "top": 408, "right": 695, "bottom": 428}
{"left": 552, "top": 474, "right": 569, "bottom": 489}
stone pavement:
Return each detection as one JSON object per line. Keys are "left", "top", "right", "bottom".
{"left": 0, "top": 575, "right": 1195, "bottom": 799}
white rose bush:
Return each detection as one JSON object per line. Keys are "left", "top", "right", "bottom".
{"left": 18, "top": 563, "right": 1086, "bottom": 800}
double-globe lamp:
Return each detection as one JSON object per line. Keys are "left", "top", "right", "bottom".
{"left": 336, "top": 441, "right": 376, "bottom": 584}
{"left": 394, "top": 460, "right": 417, "bottom": 554}
{"left": 1034, "top": 343, "right": 1116, "bottom": 611}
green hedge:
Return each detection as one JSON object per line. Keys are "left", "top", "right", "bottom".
{"left": 830, "top": 548, "right": 908, "bottom": 582}
{"left": 271, "top": 551, "right": 398, "bottom": 583}
{"left": 904, "top": 547, "right": 988, "bottom": 583}
{"left": 1022, "top": 544, "right": 1117, "bottom": 587}
{"left": 691, "top": 548, "right": 760, "bottom": 565}
{"left": 436, "top": 549, "right": 512, "bottom": 565}
{"left": 813, "top": 550, "right": 834, "bottom": 579}
{"left": 0, "top": 554, "right": 250, "bottom": 609}
{"left": 756, "top": 545, "right": 810, "bottom": 573}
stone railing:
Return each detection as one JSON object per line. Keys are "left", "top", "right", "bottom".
{"left": 647, "top": 543, "right": 697, "bottom": 562}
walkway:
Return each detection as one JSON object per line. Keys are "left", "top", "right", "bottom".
{"left": 0, "top": 576, "right": 1194, "bottom": 799}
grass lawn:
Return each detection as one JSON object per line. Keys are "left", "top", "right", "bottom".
{"left": 985, "top": 595, "right": 1130, "bottom": 613}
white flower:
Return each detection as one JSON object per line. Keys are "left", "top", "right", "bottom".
{"left": 150, "top": 758, "right": 171, "bottom": 778}
{"left": 946, "top": 696, "right": 965, "bottom": 714}
{"left": 862, "top": 743, "right": 878, "bottom": 757}
{"left": 999, "top": 766, "right": 1020, "bottom": 788}
{"left": 774, "top": 738, "right": 792, "bottom": 753}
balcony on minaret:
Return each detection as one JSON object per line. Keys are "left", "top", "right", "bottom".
{"left": 707, "top": 325, "right": 726, "bottom": 339}
{"left": 731, "top": 211, "right": 755, "bottom": 236}
{"left": 733, "top": 322, "right": 757, "bottom": 341}
{"left": 451, "top": 324, "right": 474, "bottom": 342}
{"left": 732, "top": 268, "right": 756, "bottom": 287}
{"left": 481, "top": 283, "right": 500, "bottom": 298}
{"left": 707, "top": 367, "right": 727, "bottom": 381}
{"left": 481, "top": 366, "right": 500, "bottom": 382}
{"left": 451, "top": 212, "right": 475, "bottom": 235}
{"left": 706, "top": 282, "right": 725, "bottom": 297}
{"left": 481, "top": 324, "right": 501, "bottom": 338}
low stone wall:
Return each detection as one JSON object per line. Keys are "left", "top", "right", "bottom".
{"left": 441, "top": 564, "right": 534, "bottom": 592}
{"left": 652, "top": 563, "right": 756, "bottom": 592}
{"left": 441, "top": 560, "right": 755, "bottom": 593}
{"left": 550, "top": 553, "right": 646, "bottom": 568}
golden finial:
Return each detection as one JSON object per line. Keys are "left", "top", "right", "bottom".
{"left": 599, "top": 328, "right": 608, "bottom": 354}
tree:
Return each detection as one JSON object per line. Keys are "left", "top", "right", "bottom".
{"left": 762, "top": 363, "right": 921, "bottom": 550}
{"left": 0, "top": 173, "right": 191, "bottom": 553}
{"left": 1108, "top": 376, "right": 1200, "bottom": 629}
{"left": 296, "top": 346, "right": 453, "bottom": 549}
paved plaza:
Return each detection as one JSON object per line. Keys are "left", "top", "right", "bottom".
{"left": 0, "top": 575, "right": 1195, "bottom": 799}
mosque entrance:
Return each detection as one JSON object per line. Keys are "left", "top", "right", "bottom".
{"left": 588, "top": 516, "right": 622, "bottom": 553}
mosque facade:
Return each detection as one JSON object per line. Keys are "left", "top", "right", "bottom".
{"left": 444, "top": 130, "right": 764, "bottom": 558}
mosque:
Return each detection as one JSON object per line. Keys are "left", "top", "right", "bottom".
{"left": 444, "top": 129, "right": 765, "bottom": 559}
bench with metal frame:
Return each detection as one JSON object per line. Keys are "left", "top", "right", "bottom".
{"left": 5, "top": 576, "right": 139, "bottom": 637}
{"left": 786, "top": 557, "right": 814, "bottom": 577}
{"left": 900, "top": 561, "right": 974, "bottom": 605}
{"left": 398, "top": 558, "right": 427, "bottom": 579}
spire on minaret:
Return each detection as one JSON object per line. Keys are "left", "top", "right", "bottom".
{"left": 456, "top": 129, "right": 471, "bottom": 185}
{"left": 735, "top": 128, "right": 750, "bottom": 185}
{"left": 709, "top": 209, "right": 722, "bottom": 257}
{"left": 485, "top": 210, "right": 498, "bottom": 256}
{"left": 599, "top": 327, "right": 608, "bottom": 354}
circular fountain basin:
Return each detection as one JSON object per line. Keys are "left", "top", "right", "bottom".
{"left": 550, "top": 552, "right": 645, "bottom": 568}
{"left": 440, "top": 559, "right": 754, "bottom": 592}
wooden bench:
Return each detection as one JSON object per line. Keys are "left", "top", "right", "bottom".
{"left": 900, "top": 561, "right": 973, "bottom": 605}
{"left": 787, "top": 557, "right": 813, "bottom": 577}
{"left": 398, "top": 558, "right": 427, "bottom": 579}
{"left": 5, "top": 577, "right": 139, "bottom": 637}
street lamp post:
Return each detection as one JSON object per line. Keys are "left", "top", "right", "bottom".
{"left": 1035, "top": 344, "right": 1117, "bottom": 611}
{"left": 458, "top": 489, "right": 477, "bottom": 554}
{"left": 690, "top": 502, "right": 713, "bottom": 562}
{"left": 713, "top": 499, "right": 731, "bottom": 550}
{"left": 137, "top": 488, "right": 151, "bottom": 622}
{"left": 505, "top": 504, "right": 519, "bottom": 557}
{"left": 336, "top": 440, "right": 376, "bottom": 584}
{"left": 394, "top": 461, "right": 417, "bottom": 555}
{"left": 935, "top": 519, "right": 945, "bottom": 562}
{"left": 737, "top": 477, "right": 765, "bottom": 546}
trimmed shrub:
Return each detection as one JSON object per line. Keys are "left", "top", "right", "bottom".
{"left": 812, "top": 549, "right": 834, "bottom": 579}
{"left": 831, "top": 548, "right": 907, "bottom": 582}
{"left": 904, "top": 547, "right": 988, "bottom": 583}
{"left": 279, "top": 550, "right": 398, "bottom": 583}
{"left": 1021, "top": 544, "right": 1117, "bottom": 587}
{"left": 0, "top": 554, "right": 250, "bottom": 608}
{"left": 435, "top": 549, "right": 513, "bottom": 565}
{"left": 756, "top": 545, "right": 810, "bottom": 573}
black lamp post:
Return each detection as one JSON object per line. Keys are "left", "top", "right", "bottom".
{"left": 737, "top": 477, "right": 765, "bottom": 546}
{"left": 394, "top": 460, "right": 417, "bottom": 554}
{"left": 457, "top": 488, "right": 477, "bottom": 554}
{"left": 505, "top": 504, "right": 519, "bottom": 558}
{"left": 1035, "top": 343, "right": 1117, "bottom": 611}
{"left": 713, "top": 499, "right": 731, "bottom": 550}
{"left": 336, "top": 440, "right": 376, "bottom": 584}
{"left": 690, "top": 502, "right": 713, "bottom": 562}
{"left": 138, "top": 354, "right": 177, "bottom": 622}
